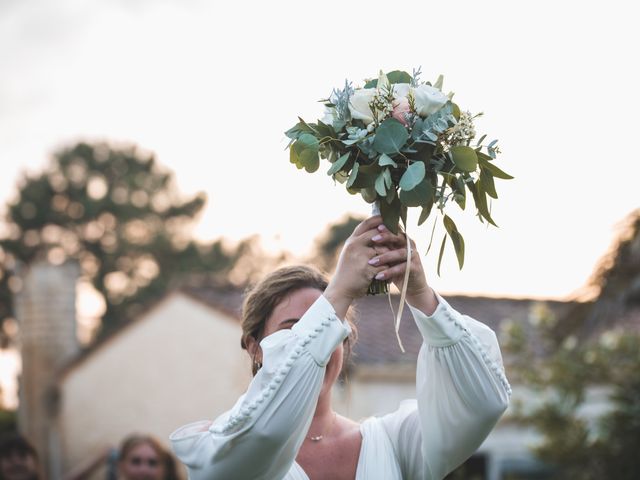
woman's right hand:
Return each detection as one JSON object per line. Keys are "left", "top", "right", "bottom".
{"left": 324, "top": 216, "right": 387, "bottom": 318}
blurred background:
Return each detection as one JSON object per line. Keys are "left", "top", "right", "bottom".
{"left": 1, "top": 0, "right": 638, "bottom": 479}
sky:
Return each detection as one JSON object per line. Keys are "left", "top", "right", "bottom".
{"left": 1, "top": 0, "right": 639, "bottom": 301}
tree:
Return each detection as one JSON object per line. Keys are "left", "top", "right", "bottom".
{"left": 310, "top": 214, "right": 364, "bottom": 272}
{"left": 0, "top": 141, "right": 242, "bottom": 343}
{"left": 503, "top": 209, "right": 640, "bottom": 479}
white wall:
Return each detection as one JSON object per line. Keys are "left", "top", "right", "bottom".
{"left": 59, "top": 293, "right": 252, "bottom": 475}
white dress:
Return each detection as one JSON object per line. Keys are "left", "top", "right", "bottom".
{"left": 170, "top": 293, "right": 511, "bottom": 480}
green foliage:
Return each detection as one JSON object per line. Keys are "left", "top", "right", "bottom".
{"left": 450, "top": 146, "right": 478, "bottom": 172}
{"left": 311, "top": 215, "right": 365, "bottom": 272}
{"left": 286, "top": 69, "right": 513, "bottom": 275}
{"left": 0, "top": 408, "right": 17, "bottom": 432}
{"left": 504, "top": 303, "right": 640, "bottom": 480}
{"left": 398, "top": 162, "right": 425, "bottom": 191}
{"left": 363, "top": 70, "right": 412, "bottom": 88}
{"left": 291, "top": 133, "right": 320, "bottom": 173}
{"left": 0, "top": 142, "right": 242, "bottom": 341}
{"left": 373, "top": 119, "right": 409, "bottom": 155}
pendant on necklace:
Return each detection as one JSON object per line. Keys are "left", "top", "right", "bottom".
{"left": 309, "top": 435, "right": 323, "bottom": 442}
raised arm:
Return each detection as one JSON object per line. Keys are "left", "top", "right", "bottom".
{"left": 170, "top": 295, "right": 350, "bottom": 480}
{"left": 170, "top": 216, "right": 389, "bottom": 480}
{"left": 372, "top": 228, "right": 511, "bottom": 479}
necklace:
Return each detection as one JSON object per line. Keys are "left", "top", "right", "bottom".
{"left": 307, "top": 412, "right": 337, "bottom": 442}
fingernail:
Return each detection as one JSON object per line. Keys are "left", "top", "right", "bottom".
{"left": 372, "top": 234, "right": 382, "bottom": 242}
{"left": 368, "top": 257, "right": 380, "bottom": 265}
{"left": 375, "top": 272, "right": 385, "bottom": 280}
{"left": 377, "top": 224, "right": 387, "bottom": 231}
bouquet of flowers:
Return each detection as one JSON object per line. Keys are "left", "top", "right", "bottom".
{"left": 286, "top": 68, "right": 512, "bottom": 291}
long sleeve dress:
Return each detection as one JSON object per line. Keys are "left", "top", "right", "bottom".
{"left": 170, "top": 293, "right": 511, "bottom": 480}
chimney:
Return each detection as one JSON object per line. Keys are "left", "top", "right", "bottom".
{"left": 14, "top": 260, "right": 80, "bottom": 479}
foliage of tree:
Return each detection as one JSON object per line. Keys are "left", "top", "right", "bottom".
{"left": 562, "top": 209, "right": 640, "bottom": 336}
{"left": 0, "top": 142, "right": 243, "bottom": 343}
{"left": 310, "top": 214, "right": 364, "bottom": 272}
{"left": 503, "top": 284, "right": 640, "bottom": 480}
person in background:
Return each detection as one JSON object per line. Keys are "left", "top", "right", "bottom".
{"left": 118, "top": 434, "right": 179, "bottom": 480}
{"left": 0, "top": 433, "right": 40, "bottom": 480}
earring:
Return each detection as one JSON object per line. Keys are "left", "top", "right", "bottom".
{"left": 252, "top": 353, "right": 263, "bottom": 373}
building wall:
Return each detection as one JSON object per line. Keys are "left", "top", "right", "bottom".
{"left": 58, "top": 293, "right": 252, "bottom": 476}
{"left": 334, "top": 372, "right": 542, "bottom": 480}
{"left": 15, "top": 260, "right": 80, "bottom": 479}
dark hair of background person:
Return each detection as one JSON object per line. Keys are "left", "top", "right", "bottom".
{"left": 0, "top": 433, "right": 40, "bottom": 480}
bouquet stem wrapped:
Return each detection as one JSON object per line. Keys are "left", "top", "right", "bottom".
{"left": 367, "top": 201, "right": 388, "bottom": 295}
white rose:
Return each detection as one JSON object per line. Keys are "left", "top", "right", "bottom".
{"left": 413, "top": 84, "right": 448, "bottom": 117}
{"left": 348, "top": 88, "right": 377, "bottom": 125}
{"left": 392, "top": 83, "right": 411, "bottom": 99}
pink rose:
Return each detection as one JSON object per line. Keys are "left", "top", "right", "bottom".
{"left": 391, "top": 97, "right": 410, "bottom": 126}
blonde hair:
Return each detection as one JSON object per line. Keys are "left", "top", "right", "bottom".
{"left": 241, "top": 265, "right": 357, "bottom": 375}
{"left": 118, "top": 434, "right": 178, "bottom": 480}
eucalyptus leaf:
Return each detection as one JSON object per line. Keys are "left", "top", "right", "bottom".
{"left": 379, "top": 196, "right": 401, "bottom": 234}
{"left": 379, "top": 153, "right": 398, "bottom": 167}
{"left": 375, "top": 172, "right": 387, "bottom": 196}
{"left": 425, "top": 215, "right": 437, "bottom": 254}
{"left": 350, "top": 163, "right": 379, "bottom": 189}
{"left": 383, "top": 168, "right": 392, "bottom": 189}
{"left": 437, "top": 233, "right": 447, "bottom": 276}
{"left": 418, "top": 202, "right": 434, "bottom": 226}
{"left": 285, "top": 120, "right": 315, "bottom": 140}
{"left": 443, "top": 215, "right": 465, "bottom": 269}
{"left": 399, "top": 178, "right": 433, "bottom": 207}
{"left": 315, "top": 120, "right": 337, "bottom": 139}
{"left": 373, "top": 119, "right": 409, "bottom": 154}
{"left": 454, "top": 176, "right": 467, "bottom": 210}
{"left": 327, "top": 152, "right": 350, "bottom": 175}
{"left": 293, "top": 133, "right": 320, "bottom": 173}
{"left": 385, "top": 186, "right": 396, "bottom": 204}
{"left": 468, "top": 181, "right": 498, "bottom": 226}
{"left": 334, "top": 170, "right": 349, "bottom": 184}
{"left": 415, "top": 103, "right": 453, "bottom": 143}
{"left": 480, "top": 170, "right": 498, "bottom": 199}
{"left": 346, "top": 162, "right": 359, "bottom": 188}
{"left": 450, "top": 146, "right": 478, "bottom": 172}
{"left": 387, "top": 70, "right": 412, "bottom": 84}
{"left": 399, "top": 162, "right": 426, "bottom": 191}
{"left": 360, "top": 187, "right": 377, "bottom": 203}
{"left": 481, "top": 161, "right": 514, "bottom": 179}
{"left": 289, "top": 146, "right": 303, "bottom": 168}
{"left": 300, "top": 150, "right": 319, "bottom": 172}
{"left": 452, "top": 103, "right": 461, "bottom": 121}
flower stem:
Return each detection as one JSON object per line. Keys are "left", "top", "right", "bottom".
{"left": 367, "top": 278, "right": 389, "bottom": 295}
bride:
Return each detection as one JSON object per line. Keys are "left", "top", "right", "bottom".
{"left": 170, "top": 216, "right": 510, "bottom": 479}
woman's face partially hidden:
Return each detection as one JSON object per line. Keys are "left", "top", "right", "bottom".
{"left": 118, "top": 442, "right": 165, "bottom": 480}
{"left": 260, "top": 287, "right": 344, "bottom": 394}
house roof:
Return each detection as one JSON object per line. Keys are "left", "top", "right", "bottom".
{"left": 349, "top": 294, "right": 574, "bottom": 365}
{"left": 177, "top": 286, "right": 576, "bottom": 365}
{"left": 59, "top": 284, "right": 577, "bottom": 378}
